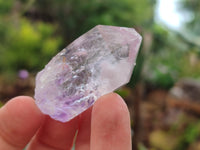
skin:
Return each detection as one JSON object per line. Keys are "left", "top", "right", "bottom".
{"left": 0, "top": 93, "right": 131, "bottom": 150}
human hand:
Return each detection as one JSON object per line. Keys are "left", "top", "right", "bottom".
{"left": 0, "top": 93, "right": 131, "bottom": 150}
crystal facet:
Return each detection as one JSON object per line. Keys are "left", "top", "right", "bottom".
{"left": 34, "top": 25, "right": 142, "bottom": 122}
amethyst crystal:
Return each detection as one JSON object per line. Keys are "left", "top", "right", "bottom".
{"left": 34, "top": 25, "right": 142, "bottom": 122}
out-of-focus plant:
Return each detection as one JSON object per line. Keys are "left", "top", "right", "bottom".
{"left": 116, "top": 88, "right": 130, "bottom": 98}
{"left": 143, "top": 23, "right": 200, "bottom": 89}
{"left": 138, "top": 143, "right": 148, "bottom": 150}
{"left": 0, "top": 19, "right": 62, "bottom": 75}
{"left": 176, "top": 122, "right": 200, "bottom": 150}
{"left": 34, "top": 0, "right": 156, "bottom": 42}
{"left": 0, "top": 101, "right": 3, "bottom": 108}
{"left": 0, "top": 0, "right": 62, "bottom": 77}
{"left": 179, "top": 0, "right": 200, "bottom": 37}
{"left": 143, "top": 25, "right": 178, "bottom": 89}
{"left": 0, "top": 0, "right": 13, "bottom": 15}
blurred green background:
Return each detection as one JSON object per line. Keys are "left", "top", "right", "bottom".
{"left": 0, "top": 0, "right": 200, "bottom": 149}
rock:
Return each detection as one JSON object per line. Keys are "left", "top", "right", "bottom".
{"left": 167, "top": 78, "right": 200, "bottom": 115}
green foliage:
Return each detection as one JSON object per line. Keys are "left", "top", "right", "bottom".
{"left": 0, "top": 101, "right": 3, "bottom": 108}
{"left": 0, "top": 0, "right": 13, "bottom": 15}
{"left": 176, "top": 122, "right": 200, "bottom": 150}
{"left": 35, "top": 0, "right": 155, "bottom": 42}
{"left": 178, "top": 51, "right": 200, "bottom": 78}
{"left": 138, "top": 143, "right": 148, "bottom": 150}
{"left": 179, "top": 0, "right": 200, "bottom": 36}
{"left": 143, "top": 26, "right": 178, "bottom": 88}
{"left": 0, "top": 19, "right": 62, "bottom": 74}
{"left": 151, "top": 24, "right": 169, "bottom": 53}
{"left": 115, "top": 88, "right": 130, "bottom": 98}
{"left": 144, "top": 46, "right": 200, "bottom": 88}
{"left": 143, "top": 22, "right": 200, "bottom": 89}
{"left": 148, "top": 36, "right": 200, "bottom": 87}
{"left": 128, "top": 46, "right": 144, "bottom": 88}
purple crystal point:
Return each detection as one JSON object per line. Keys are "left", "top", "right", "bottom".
{"left": 34, "top": 25, "right": 142, "bottom": 122}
